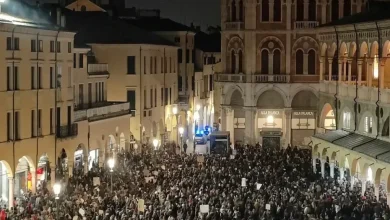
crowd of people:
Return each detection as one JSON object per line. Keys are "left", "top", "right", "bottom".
{"left": 3, "top": 143, "right": 390, "bottom": 219}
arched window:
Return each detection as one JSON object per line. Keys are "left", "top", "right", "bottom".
{"left": 238, "top": 50, "right": 243, "bottom": 73}
{"left": 296, "top": 0, "right": 304, "bottom": 21}
{"left": 273, "top": 50, "right": 281, "bottom": 74}
{"left": 308, "top": 50, "right": 316, "bottom": 75}
{"left": 261, "top": 50, "right": 269, "bottom": 74}
{"left": 239, "top": 0, "right": 244, "bottom": 21}
{"left": 262, "top": 0, "right": 269, "bottom": 21}
{"left": 343, "top": 0, "right": 351, "bottom": 17}
{"left": 232, "top": 1, "right": 237, "bottom": 21}
{"left": 332, "top": 49, "right": 338, "bottom": 78}
{"left": 309, "top": 0, "right": 316, "bottom": 21}
{"left": 331, "top": 0, "right": 339, "bottom": 21}
{"left": 81, "top": 5, "right": 87, "bottom": 11}
{"left": 296, "top": 50, "right": 304, "bottom": 75}
{"left": 231, "top": 50, "right": 236, "bottom": 73}
{"left": 274, "top": 0, "right": 281, "bottom": 21}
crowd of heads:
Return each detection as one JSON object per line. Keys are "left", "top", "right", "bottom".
{"left": 3, "top": 143, "right": 390, "bottom": 219}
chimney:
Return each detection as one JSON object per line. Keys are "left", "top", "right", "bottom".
{"left": 61, "top": 15, "right": 66, "bottom": 28}
{"left": 56, "top": 8, "right": 61, "bottom": 26}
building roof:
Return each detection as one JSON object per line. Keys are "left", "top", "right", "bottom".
{"left": 318, "top": 1, "right": 390, "bottom": 28}
{"left": 125, "top": 17, "right": 193, "bottom": 32}
{"left": 195, "top": 31, "right": 221, "bottom": 52}
{"left": 63, "top": 11, "right": 176, "bottom": 47}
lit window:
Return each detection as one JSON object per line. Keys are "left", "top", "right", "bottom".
{"left": 373, "top": 55, "right": 379, "bottom": 79}
{"left": 364, "top": 116, "right": 373, "bottom": 133}
{"left": 343, "top": 112, "right": 351, "bottom": 129}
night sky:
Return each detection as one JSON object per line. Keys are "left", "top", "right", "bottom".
{"left": 125, "top": 0, "right": 221, "bottom": 30}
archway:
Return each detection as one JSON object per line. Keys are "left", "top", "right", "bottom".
{"left": 0, "top": 161, "right": 11, "bottom": 206}
{"left": 383, "top": 117, "right": 389, "bottom": 137}
{"left": 57, "top": 148, "right": 68, "bottom": 180}
{"left": 231, "top": 90, "right": 245, "bottom": 145}
{"left": 15, "top": 156, "right": 35, "bottom": 197}
{"left": 120, "top": 133, "right": 126, "bottom": 151}
{"left": 74, "top": 144, "right": 86, "bottom": 175}
{"left": 344, "top": 157, "right": 351, "bottom": 181}
{"left": 36, "top": 153, "right": 50, "bottom": 185}
{"left": 320, "top": 103, "right": 336, "bottom": 130}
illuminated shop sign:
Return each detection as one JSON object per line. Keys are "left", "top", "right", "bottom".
{"left": 260, "top": 110, "right": 280, "bottom": 116}
{"left": 293, "top": 111, "right": 314, "bottom": 116}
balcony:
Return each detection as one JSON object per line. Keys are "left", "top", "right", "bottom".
{"left": 253, "top": 74, "right": 289, "bottom": 83}
{"left": 294, "top": 21, "right": 319, "bottom": 29}
{"left": 88, "top": 63, "right": 109, "bottom": 76}
{"left": 290, "top": 74, "right": 320, "bottom": 83}
{"left": 224, "top": 21, "right": 244, "bottom": 30}
{"left": 215, "top": 73, "right": 246, "bottom": 83}
{"left": 74, "top": 102, "right": 130, "bottom": 122}
{"left": 57, "top": 124, "right": 78, "bottom": 139}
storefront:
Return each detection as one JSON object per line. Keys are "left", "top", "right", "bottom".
{"left": 88, "top": 149, "right": 99, "bottom": 171}
{"left": 291, "top": 111, "right": 316, "bottom": 146}
{"left": 74, "top": 149, "right": 84, "bottom": 174}
{"left": 258, "top": 110, "right": 283, "bottom": 148}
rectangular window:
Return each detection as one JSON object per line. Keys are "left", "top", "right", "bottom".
{"left": 144, "top": 56, "right": 147, "bottom": 74}
{"left": 50, "top": 67, "right": 55, "bottom": 89}
{"left": 164, "top": 88, "right": 169, "bottom": 105}
{"left": 186, "top": 49, "right": 190, "bottom": 63}
{"left": 38, "top": 67, "right": 42, "bottom": 89}
{"left": 13, "top": 66, "right": 19, "bottom": 90}
{"left": 6, "top": 37, "right": 12, "bottom": 50}
{"left": 192, "top": 50, "right": 195, "bottom": 63}
{"left": 31, "top": 67, "right": 36, "bottom": 89}
{"left": 38, "top": 109, "right": 42, "bottom": 134}
{"left": 68, "top": 67, "right": 72, "bottom": 87}
{"left": 7, "top": 112, "right": 11, "bottom": 141}
{"left": 191, "top": 75, "right": 195, "bottom": 92}
{"left": 68, "top": 42, "right": 72, "bottom": 53}
{"left": 150, "top": 88, "right": 153, "bottom": 108}
{"left": 127, "top": 56, "right": 136, "bottom": 74}
{"left": 50, "top": 108, "right": 54, "bottom": 134}
{"left": 161, "top": 88, "right": 164, "bottom": 106}
{"left": 169, "top": 88, "right": 172, "bottom": 105}
{"left": 210, "top": 75, "right": 213, "bottom": 91}
{"left": 50, "top": 41, "right": 55, "bottom": 52}
{"left": 154, "top": 56, "right": 157, "bottom": 74}
{"left": 95, "top": 82, "right": 98, "bottom": 103}
{"left": 56, "top": 41, "right": 61, "bottom": 52}
{"left": 161, "top": 57, "right": 163, "bottom": 73}
{"left": 7, "top": 66, "right": 11, "bottom": 91}
{"left": 79, "top": 54, "right": 84, "bottom": 68}
{"left": 31, "top": 110, "right": 36, "bottom": 137}
{"left": 38, "top": 40, "right": 43, "bottom": 52}
{"left": 101, "top": 82, "right": 105, "bottom": 101}
{"left": 14, "top": 111, "right": 20, "bottom": 140}
{"left": 127, "top": 90, "right": 136, "bottom": 111}
{"left": 31, "top": 39, "right": 37, "bottom": 52}
{"left": 79, "top": 84, "right": 84, "bottom": 106}
{"left": 73, "top": 53, "right": 76, "bottom": 68}
{"left": 144, "top": 89, "right": 147, "bottom": 109}
{"left": 178, "top": 49, "right": 183, "bottom": 63}
{"left": 154, "top": 88, "right": 157, "bottom": 107}
{"left": 169, "top": 57, "right": 172, "bottom": 73}
{"left": 14, "top": 38, "right": 19, "bottom": 50}
{"left": 150, "top": 56, "right": 153, "bottom": 74}
{"left": 365, "top": 117, "right": 373, "bottom": 133}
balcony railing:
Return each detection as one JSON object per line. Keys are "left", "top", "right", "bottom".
{"left": 88, "top": 63, "right": 109, "bottom": 75}
{"left": 253, "top": 74, "right": 289, "bottom": 83}
{"left": 215, "top": 73, "right": 246, "bottom": 83}
{"left": 74, "top": 102, "right": 130, "bottom": 122}
{"left": 224, "top": 21, "right": 244, "bottom": 30}
{"left": 57, "top": 124, "right": 78, "bottom": 138}
{"left": 294, "top": 21, "right": 319, "bottom": 29}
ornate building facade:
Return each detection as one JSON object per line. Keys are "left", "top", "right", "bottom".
{"left": 216, "top": 0, "right": 367, "bottom": 147}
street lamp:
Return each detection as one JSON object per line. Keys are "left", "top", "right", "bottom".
{"left": 53, "top": 183, "right": 61, "bottom": 218}
{"left": 153, "top": 139, "right": 159, "bottom": 151}
{"left": 107, "top": 158, "right": 115, "bottom": 193}
{"left": 179, "top": 127, "right": 184, "bottom": 153}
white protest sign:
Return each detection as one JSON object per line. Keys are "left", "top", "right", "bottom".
{"left": 145, "top": 177, "right": 155, "bottom": 183}
{"left": 200, "top": 205, "right": 209, "bottom": 213}
{"left": 152, "top": 171, "right": 158, "bottom": 176}
{"left": 79, "top": 208, "right": 85, "bottom": 216}
{"left": 161, "top": 165, "right": 166, "bottom": 170}
{"left": 266, "top": 204, "right": 271, "bottom": 210}
{"left": 256, "top": 183, "right": 262, "bottom": 190}
{"left": 241, "top": 178, "right": 246, "bottom": 187}
{"left": 143, "top": 169, "right": 150, "bottom": 176}
{"left": 138, "top": 199, "right": 145, "bottom": 212}
{"left": 230, "top": 155, "right": 235, "bottom": 160}
{"left": 93, "top": 177, "right": 100, "bottom": 186}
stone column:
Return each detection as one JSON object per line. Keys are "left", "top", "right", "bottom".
{"left": 357, "top": 59, "right": 363, "bottom": 85}
{"left": 347, "top": 59, "right": 352, "bottom": 84}
{"left": 339, "top": 0, "right": 344, "bottom": 19}
{"left": 350, "top": 176, "right": 355, "bottom": 190}
{"left": 269, "top": 53, "right": 274, "bottom": 75}
{"left": 338, "top": 60, "right": 343, "bottom": 82}
{"left": 269, "top": 0, "right": 274, "bottom": 22}
{"left": 84, "top": 154, "right": 89, "bottom": 174}
{"left": 339, "top": 167, "right": 345, "bottom": 181}
{"left": 50, "top": 166, "right": 56, "bottom": 188}
{"left": 361, "top": 180, "right": 366, "bottom": 196}
{"left": 312, "top": 158, "right": 317, "bottom": 173}
{"left": 328, "top": 58, "right": 333, "bottom": 81}
{"left": 321, "top": 0, "right": 327, "bottom": 24}
{"left": 8, "top": 177, "right": 14, "bottom": 208}
{"left": 387, "top": 193, "right": 390, "bottom": 206}
{"left": 304, "top": 0, "right": 309, "bottom": 20}
{"left": 343, "top": 60, "right": 347, "bottom": 81}
{"left": 285, "top": 108, "right": 292, "bottom": 147}
{"left": 234, "top": 53, "right": 239, "bottom": 73}
{"left": 380, "top": 60, "right": 385, "bottom": 89}
{"left": 319, "top": 57, "right": 324, "bottom": 80}
{"left": 68, "top": 163, "right": 73, "bottom": 178}
{"left": 244, "top": 107, "right": 256, "bottom": 145}
{"left": 226, "top": 108, "right": 234, "bottom": 144}
{"left": 286, "top": 0, "right": 292, "bottom": 30}
{"left": 375, "top": 184, "right": 380, "bottom": 201}
{"left": 303, "top": 53, "right": 309, "bottom": 75}
{"left": 330, "top": 162, "right": 335, "bottom": 178}
{"left": 31, "top": 171, "right": 36, "bottom": 193}
{"left": 367, "top": 59, "right": 373, "bottom": 87}
{"left": 321, "top": 159, "right": 325, "bottom": 178}
{"left": 221, "top": 107, "right": 227, "bottom": 131}
{"left": 235, "top": 1, "right": 240, "bottom": 22}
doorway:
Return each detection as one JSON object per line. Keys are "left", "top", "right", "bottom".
{"left": 262, "top": 137, "right": 281, "bottom": 149}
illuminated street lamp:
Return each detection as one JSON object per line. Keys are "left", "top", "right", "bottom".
{"left": 53, "top": 183, "right": 61, "bottom": 218}
{"left": 153, "top": 139, "right": 159, "bottom": 151}
{"left": 196, "top": 104, "right": 201, "bottom": 111}
{"left": 107, "top": 158, "right": 115, "bottom": 192}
